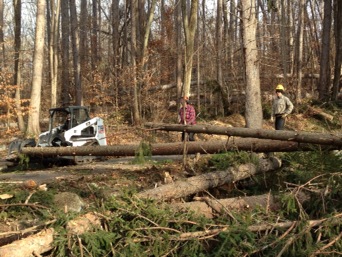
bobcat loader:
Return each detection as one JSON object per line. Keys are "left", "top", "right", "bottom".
{"left": 7, "top": 106, "right": 107, "bottom": 164}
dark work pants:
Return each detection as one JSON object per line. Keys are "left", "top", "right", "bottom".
{"left": 275, "top": 116, "right": 285, "bottom": 130}
{"left": 182, "top": 132, "right": 195, "bottom": 141}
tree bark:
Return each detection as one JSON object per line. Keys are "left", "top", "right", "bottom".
{"left": 144, "top": 122, "right": 342, "bottom": 146}
{"left": 137, "top": 157, "right": 282, "bottom": 201}
{"left": 49, "top": 0, "right": 60, "bottom": 108}
{"left": 60, "top": 0, "right": 70, "bottom": 106}
{"left": 13, "top": 0, "right": 25, "bottom": 132}
{"left": 318, "top": 0, "right": 332, "bottom": 100}
{"left": 332, "top": 0, "right": 342, "bottom": 100}
{"left": 0, "top": 0, "right": 3, "bottom": 70}
{"left": 241, "top": 0, "right": 263, "bottom": 129}
{"left": 131, "top": 0, "right": 140, "bottom": 125}
{"left": 216, "top": 0, "right": 229, "bottom": 114}
{"left": 181, "top": 0, "right": 198, "bottom": 98}
{"left": 26, "top": 0, "right": 46, "bottom": 137}
{"left": 70, "top": 0, "right": 82, "bottom": 105}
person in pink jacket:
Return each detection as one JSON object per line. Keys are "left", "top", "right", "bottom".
{"left": 178, "top": 96, "right": 196, "bottom": 141}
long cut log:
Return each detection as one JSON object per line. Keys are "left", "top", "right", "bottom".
{"left": 137, "top": 157, "right": 282, "bottom": 201}
{"left": 20, "top": 138, "right": 338, "bottom": 157}
{"left": 144, "top": 122, "right": 342, "bottom": 146}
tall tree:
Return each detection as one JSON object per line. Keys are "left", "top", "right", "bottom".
{"left": 332, "top": 0, "right": 342, "bottom": 100}
{"left": 48, "top": 0, "right": 60, "bottom": 108}
{"left": 70, "top": 0, "right": 82, "bottom": 105}
{"left": 131, "top": 0, "right": 140, "bottom": 124}
{"left": 91, "top": 0, "right": 98, "bottom": 70}
{"left": 26, "top": 0, "right": 46, "bottom": 136}
{"left": 279, "top": 0, "right": 289, "bottom": 84}
{"left": 181, "top": 0, "right": 198, "bottom": 98}
{"left": 0, "top": 0, "right": 4, "bottom": 70}
{"left": 295, "top": 0, "right": 305, "bottom": 103}
{"left": 111, "top": 0, "right": 120, "bottom": 107}
{"left": 60, "top": 0, "right": 70, "bottom": 106}
{"left": 13, "top": 0, "right": 25, "bottom": 131}
{"left": 216, "top": 0, "right": 229, "bottom": 114}
{"left": 318, "top": 0, "right": 332, "bottom": 101}
{"left": 175, "top": 0, "right": 182, "bottom": 98}
{"left": 141, "top": 0, "right": 157, "bottom": 67}
{"left": 241, "top": 0, "right": 263, "bottom": 129}
{"left": 79, "top": 1, "right": 87, "bottom": 73}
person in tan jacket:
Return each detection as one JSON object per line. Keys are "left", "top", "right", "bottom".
{"left": 271, "top": 84, "right": 294, "bottom": 130}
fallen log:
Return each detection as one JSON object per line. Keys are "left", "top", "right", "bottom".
{"left": 307, "top": 106, "right": 334, "bottom": 121}
{"left": 172, "top": 191, "right": 309, "bottom": 218}
{"left": 137, "top": 157, "right": 282, "bottom": 201}
{"left": 20, "top": 138, "right": 339, "bottom": 157}
{"left": 0, "top": 213, "right": 102, "bottom": 257}
{"left": 0, "top": 228, "right": 54, "bottom": 257}
{"left": 144, "top": 123, "right": 342, "bottom": 147}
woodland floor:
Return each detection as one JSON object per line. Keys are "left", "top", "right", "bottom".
{"left": 0, "top": 110, "right": 341, "bottom": 239}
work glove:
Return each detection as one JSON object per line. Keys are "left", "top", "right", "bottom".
{"left": 282, "top": 113, "right": 288, "bottom": 118}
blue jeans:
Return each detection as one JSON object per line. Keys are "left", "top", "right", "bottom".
{"left": 182, "top": 132, "right": 195, "bottom": 141}
{"left": 275, "top": 115, "right": 285, "bottom": 130}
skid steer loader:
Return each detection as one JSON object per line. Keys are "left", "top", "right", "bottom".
{"left": 7, "top": 106, "right": 107, "bottom": 164}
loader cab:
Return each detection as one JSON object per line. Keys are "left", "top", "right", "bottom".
{"left": 38, "top": 106, "right": 92, "bottom": 147}
{"left": 50, "top": 106, "right": 90, "bottom": 132}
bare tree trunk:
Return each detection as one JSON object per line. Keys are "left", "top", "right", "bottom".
{"left": 26, "top": 0, "right": 46, "bottom": 137}
{"left": 318, "top": 0, "right": 332, "bottom": 101}
{"left": 70, "top": 0, "right": 82, "bottom": 105}
{"left": 79, "top": 1, "right": 87, "bottom": 73}
{"left": 216, "top": 0, "right": 229, "bottom": 115}
{"left": 111, "top": 0, "right": 120, "bottom": 109}
{"left": 0, "top": 0, "right": 4, "bottom": 70}
{"left": 279, "top": 0, "right": 289, "bottom": 84}
{"left": 131, "top": 0, "right": 140, "bottom": 125}
{"left": 60, "top": 0, "right": 70, "bottom": 106}
{"left": 181, "top": 0, "right": 198, "bottom": 98}
{"left": 175, "top": 0, "right": 182, "bottom": 98}
{"left": 295, "top": 0, "right": 305, "bottom": 104}
{"left": 332, "top": 0, "right": 342, "bottom": 100}
{"left": 91, "top": 0, "right": 97, "bottom": 70}
{"left": 141, "top": 0, "right": 157, "bottom": 65}
{"left": 288, "top": 1, "right": 295, "bottom": 77}
{"left": 49, "top": 0, "right": 60, "bottom": 108}
{"left": 13, "top": 0, "right": 25, "bottom": 132}
{"left": 241, "top": 0, "right": 263, "bottom": 129}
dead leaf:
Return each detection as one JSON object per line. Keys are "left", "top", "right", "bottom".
{"left": 0, "top": 193, "right": 14, "bottom": 200}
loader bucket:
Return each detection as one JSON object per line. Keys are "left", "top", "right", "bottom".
{"left": 7, "top": 139, "right": 36, "bottom": 160}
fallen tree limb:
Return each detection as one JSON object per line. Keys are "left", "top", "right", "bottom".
{"left": 137, "top": 157, "right": 282, "bottom": 201}
{"left": 20, "top": 138, "right": 339, "bottom": 158}
{"left": 144, "top": 122, "right": 342, "bottom": 146}
{"left": 307, "top": 106, "right": 334, "bottom": 122}
{"left": 0, "top": 228, "right": 54, "bottom": 257}
{"left": 0, "top": 213, "right": 102, "bottom": 257}
{"left": 172, "top": 191, "right": 309, "bottom": 218}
